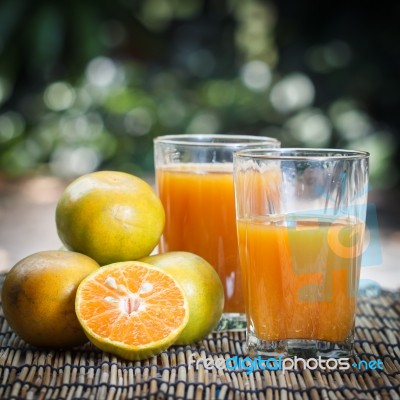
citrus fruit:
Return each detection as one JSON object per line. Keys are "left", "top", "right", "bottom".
{"left": 75, "top": 261, "right": 189, "bottom": 360}
{"left": 56, "top": 171, "right": 165, "bottom": 265}
{"left": 140, "top": 252, "right": 224, "bottom": 344}
{"left": 1, "top": 250, "right": 100, "bottom": 348}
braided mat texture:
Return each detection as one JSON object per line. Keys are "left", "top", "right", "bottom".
{"left": 0, "top": 288, "right": 399, "bottom": 399}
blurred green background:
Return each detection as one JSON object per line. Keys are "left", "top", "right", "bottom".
{"left": 0, "top": 0, "right": 399, "bottom": 188}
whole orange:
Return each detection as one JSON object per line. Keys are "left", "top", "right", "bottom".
{"left": 56, "top": 171, "right": 165, "bottom": 265}
{"left": 1, "top": 250, "right": 100, "bottom": 348}
{"left": 140, "top": 251, "right": 224, "bottom": 344}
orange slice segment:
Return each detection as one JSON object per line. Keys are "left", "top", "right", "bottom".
{"left": 75, "top": 261, "right": 189, "bottom": 360}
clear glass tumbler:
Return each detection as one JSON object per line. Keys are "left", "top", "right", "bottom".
{"left": 234, "top": 148, "right": 369, "bottom": 356}
{"left": 154, "top": 134, "right": 280, "bottom": 330}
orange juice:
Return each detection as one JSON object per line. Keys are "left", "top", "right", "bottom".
{"left": 157, "top": 163, "right": 243, "bottom": 313}
{"left": 237, "top": 215, "right": 363, "bottom": 342}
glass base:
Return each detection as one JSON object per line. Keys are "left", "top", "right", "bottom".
{"left": 247, "top": 332, "right": 354, "bottom": 358}
{"left": 214, "top": 313, "right": 247, "bottom": 332}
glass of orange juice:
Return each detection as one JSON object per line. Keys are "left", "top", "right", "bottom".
{"left": 154, "top": 134, "right": 280, "bottom": 330}
{"left": 234, "top": 148, "right": 369, "bottom": 357}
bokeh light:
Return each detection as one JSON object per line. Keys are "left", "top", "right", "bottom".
{"left": 346, "top": 133, "right": 397, "bottom": 187}
{"left": 157, "top": 97, "right": 186, "bottom": 128}
{"left": 124, "top": 107, "right": 154, "bottom": 136}
{"left": 187, "top": 112, "right": 220, "bottom": 134}
{"left": 0, "top": 112, "right": 24, "bottom": 143}
{"left": 285, "top": 109, "right": 332, "bottom": 147}
{"left": 43, "top": 82, "right": 76, "bottom": 111}
{"left": 334, "top": 109, "right": 372, "bottom": 140}
{"left": 241, "top": 60, "right": 271, "bottom": 91}
{"left": 270, "top": 73, "right": 315, "bottom": 114}
{"left": 50, "top": 146, "right": 100, "bottom": 177}
{"left": 86, "top": 57, "right": 119, "bottom": 88}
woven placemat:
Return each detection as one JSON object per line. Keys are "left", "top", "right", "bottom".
{"left": 0, "top": 285, "right": 399, "bottom": 400}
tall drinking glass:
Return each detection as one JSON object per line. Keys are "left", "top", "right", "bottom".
{"left": 154, "top": 134, "right": 280, "bottom": 330}
{"left": 234, "top": 148, "right": 369, "bottom": 356}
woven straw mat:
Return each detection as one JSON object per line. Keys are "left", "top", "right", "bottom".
{"left": 0, "top": 277, "right": 399, "bottom": 400}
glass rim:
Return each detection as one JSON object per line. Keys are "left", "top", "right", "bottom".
{"left": 153, "top": 134, "right": 280, "bottom": 147}
{"left": 234, "top": 147, "right": 369, "bottom": 161}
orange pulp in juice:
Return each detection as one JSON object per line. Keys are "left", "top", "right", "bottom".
{"left": 157, "top": 163, "right": 243, "bottom": 313}
{"left": 237, "top": 215, "right": 363, "bottom": 342}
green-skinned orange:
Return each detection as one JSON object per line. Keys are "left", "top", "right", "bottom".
{"left": 56, "top": 171, "right": 165, "bottom": 265}
{"left": 140, "top": 252, "right": 224, "bottom": 344}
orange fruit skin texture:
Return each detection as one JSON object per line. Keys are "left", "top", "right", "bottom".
{"left": 1, "top": 251, "right": 100, "bottom": 348}
{"left": 75, "top": 261, "right": 189, "bottom": 361}
{"left": 140, "top": 252, "right": 224, "bottom": 345}
{"left": 56, "top": 171, "right": 165, "bottom": 266}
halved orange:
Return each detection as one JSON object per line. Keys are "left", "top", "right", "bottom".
{"left": 75, "top": 261, "right": 189, "bottom": 360}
